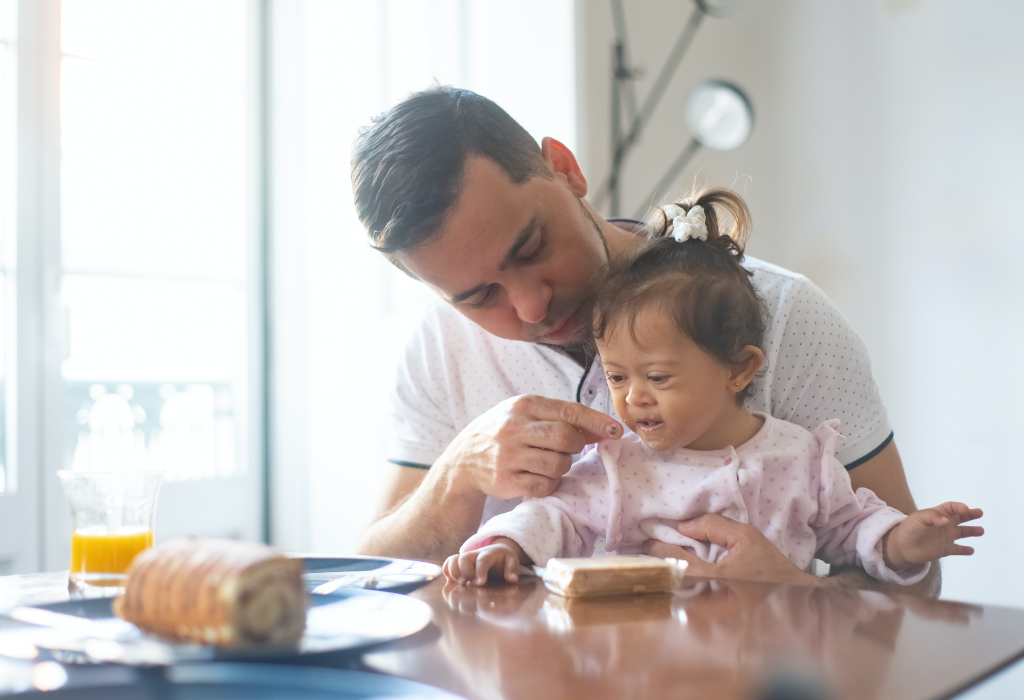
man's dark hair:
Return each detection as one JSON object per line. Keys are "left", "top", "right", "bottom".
{"left": 351, "top": 86, "right": 550, "bottom": 261}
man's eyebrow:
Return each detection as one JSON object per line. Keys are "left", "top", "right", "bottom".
{"left": 448, "top": 216, "right": 539, "bottom": 304}
{"left": 498, "top": 216, "right": 539, "bottom": 271}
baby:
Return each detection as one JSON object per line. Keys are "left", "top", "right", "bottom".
{"left": 443, "top": 187, "right": 983, "bottom": 587}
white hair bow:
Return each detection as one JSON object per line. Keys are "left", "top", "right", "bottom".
{"left": 662, "top": 204, "right": 708, "bottom": 242}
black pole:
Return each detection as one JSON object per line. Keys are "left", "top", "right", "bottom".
{"left": 610, "top": 41, "right": 625, "bottom": 217}
{"left": 596, "top": 2, "right": 705, "bottom": 214}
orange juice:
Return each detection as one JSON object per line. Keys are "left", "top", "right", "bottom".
{"left": 70, "top": 527, "right": 154, "bottom": 578}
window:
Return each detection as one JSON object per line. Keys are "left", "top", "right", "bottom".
{"left": 1, "top": 0, "right": 265, "bottom": 573}
{"left": 60, "top": 0, "right": 251, "bottom": 482}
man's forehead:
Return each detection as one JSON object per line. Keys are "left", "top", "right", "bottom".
{"left": 401, "top": 156, "right": 540, "bottom": 295}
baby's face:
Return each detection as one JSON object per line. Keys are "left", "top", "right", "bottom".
{"left": 597, "top": 309, "right": 738, "bottom": 451}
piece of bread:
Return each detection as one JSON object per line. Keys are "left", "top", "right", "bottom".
{"left": 113, "top": 538, "right": 309, "bottom": 647}
{"left": 541, "top": 555, "right": 688, "bottom": 598}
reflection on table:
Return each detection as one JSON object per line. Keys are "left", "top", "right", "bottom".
{"left": 365, "top": 576, "right": 1021, "bottom": 700}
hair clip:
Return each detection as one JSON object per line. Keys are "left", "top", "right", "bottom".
{"left": 662, "top": 204, "right": 708, "bottom": 242}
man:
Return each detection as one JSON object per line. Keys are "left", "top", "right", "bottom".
{"left": 351, "top": 86, "right": 937, "bottom": 595}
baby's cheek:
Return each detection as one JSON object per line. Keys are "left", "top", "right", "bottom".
{"left": 609, "top": 392, "right": 630, "bottom": 425}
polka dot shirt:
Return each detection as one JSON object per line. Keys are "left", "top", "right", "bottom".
{"left": 387, "top": 256, "right": 892, "bottom": 525}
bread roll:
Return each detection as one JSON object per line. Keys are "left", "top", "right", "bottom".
{"left": 113, "top": 539, "right": 309, "bottom": 647}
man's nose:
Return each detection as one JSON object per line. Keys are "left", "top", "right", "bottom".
{"left": 507, "top": 280, "right": 551, "bottom": 325}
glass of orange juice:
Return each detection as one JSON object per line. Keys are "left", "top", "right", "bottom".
{"left": 57, "top": 470, "right": 163, "bottom": 588}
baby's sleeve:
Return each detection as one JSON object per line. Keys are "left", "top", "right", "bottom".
{"left": 460, "top": 445, "right": 610, "bottom": 566}
{"left": 809, "top": 421, "right": 929, "bottom": 585}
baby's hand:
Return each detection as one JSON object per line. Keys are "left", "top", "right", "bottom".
{"left": 884, "top": 502, "right": 984, "bottom": 571}
{"left": 443, "top": 539, "right": 525, "bottom": 586}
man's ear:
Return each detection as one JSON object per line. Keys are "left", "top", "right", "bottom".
{"left": 730, "top": 346, "right": 764, "bottom": 393}
{"left": 541, "top": 137, "right": 587, "bottom": 198}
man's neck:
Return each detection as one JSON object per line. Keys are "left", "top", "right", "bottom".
{"left": 543, "top": 342, "right": 595, "bottom": 368}
{"left": 603, "top": 215, "right": 646, "bottom": 261}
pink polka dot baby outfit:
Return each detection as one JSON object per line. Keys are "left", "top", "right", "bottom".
{"left": 462, "top": 413, "right": 928, "bottom": 585}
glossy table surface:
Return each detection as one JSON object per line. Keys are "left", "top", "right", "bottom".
{"left": 364, "top": 576, "right": 1024, "bottom": 700}
{"left": 3, "top": 571, "right": 1024, "bottom": 699}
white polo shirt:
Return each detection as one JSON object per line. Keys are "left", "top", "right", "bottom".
{"left": 387, "top": 256, "right": 893, "bottom": 524}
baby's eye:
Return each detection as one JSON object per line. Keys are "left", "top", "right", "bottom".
{"left": 648, "top": 375, "right": 668, "bottom": 385}
{"left": 606, "top": 373, "right": 626, "bottom": 384}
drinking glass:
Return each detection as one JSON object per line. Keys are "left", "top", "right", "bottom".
{"left": 57, "top": 470, "right": 163, "bottom": 587}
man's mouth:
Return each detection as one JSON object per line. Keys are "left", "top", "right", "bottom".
{"left": 539, "top": 303, "right": 585, "bottom": 345}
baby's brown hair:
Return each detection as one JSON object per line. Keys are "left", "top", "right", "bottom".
{"left": 593, "top": 186, "right": 769, "bottom": 402}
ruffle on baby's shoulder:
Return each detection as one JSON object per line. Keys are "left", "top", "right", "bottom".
{"left": 811, "top": 419, "right": 846, "bottom": 457}
{"left": 809, "top": 419, "right": 849, "bottom": 531}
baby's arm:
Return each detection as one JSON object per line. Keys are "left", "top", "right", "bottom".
{"left": 443, "top": 537, "right": 531, "bottom": 586}
{"left": 882, "top": 502, "right": 984, "bottom": 571}
{"left": 445, "top": 444, "right": 613, "bottom": 586}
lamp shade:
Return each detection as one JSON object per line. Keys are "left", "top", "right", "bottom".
{"left": 683, "top": 80, "right": 754, "bottom": 151}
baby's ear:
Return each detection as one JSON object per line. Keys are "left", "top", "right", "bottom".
{"left": 729, "top": 346, "right": 764, "bottom": 390}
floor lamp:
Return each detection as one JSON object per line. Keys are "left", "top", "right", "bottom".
{"left": 595, "top": 0, "right": 753, "bottom": 219}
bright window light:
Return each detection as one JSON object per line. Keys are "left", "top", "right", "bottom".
{"left": 60, "top": 0, "right": 249, "bottom": 481}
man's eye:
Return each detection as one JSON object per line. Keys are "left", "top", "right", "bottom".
{"left": 518, "top": 234, "right": 546, "bottom": 263}
{"left": 467, "top": 286, "right": 496, "bottom": 308}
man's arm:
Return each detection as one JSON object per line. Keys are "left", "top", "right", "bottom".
{"left": 359, "top": 395, "right": 623, "bottom": 563}
{"left": 358, "top": 463, "right": 486, "bottom": 564}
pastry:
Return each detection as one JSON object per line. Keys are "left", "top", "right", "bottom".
{"left": 113, "top": 538, "right": 309, "bottom": 647}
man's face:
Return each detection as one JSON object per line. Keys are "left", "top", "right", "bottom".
{"left": 399, "top": 154, "right": 610, "bottom": 347}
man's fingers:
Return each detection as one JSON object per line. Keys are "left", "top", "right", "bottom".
{"left": 514, "top": 472, "right": 561, "bottom": 499}
{"left": 525, "top": 420, "right": 589, "bottom": 455}
{"left": 642, "top": 539, "right": 711, "bottom": 576}
{"left": 676, "top": 513, "right": 745, "bottom": 548}
{"left": 518, "top": 396, "right": 622, "bottom": 443}
{"left": 520, "top": 447, "right": 573, "bottom": 480}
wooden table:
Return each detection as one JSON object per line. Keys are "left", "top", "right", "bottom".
{"left": 3, "top": 572, "right": 1024, "bottom": 699}
{"left": 363, "top": 577, "right": 1024, "bottom": 700}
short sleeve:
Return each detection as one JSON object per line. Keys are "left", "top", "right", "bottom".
{"left": 762, "top": 277, "right": 892, "bottom": 467}
{"left": 386, "top": 311, "right": 458, "bottom": 467}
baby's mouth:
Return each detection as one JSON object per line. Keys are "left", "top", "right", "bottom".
{"left": 634, "top": 418, "right": 664, "bottom": 432}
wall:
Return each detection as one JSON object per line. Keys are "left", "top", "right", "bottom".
{"left": 576, "top": 0, "right": 1024, "bottom": 610}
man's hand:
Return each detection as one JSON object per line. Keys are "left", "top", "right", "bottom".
{"left": 641, "top": 513, "right": 819, "bottom": 586}
{"left": 883, "top": 502, "right": 983, "bottom": 571}
{"left": 358, "top": 395, "right": 621, "bottom": 564}
{"left": 439, "top": 394, "right": 622, "bottom": 500}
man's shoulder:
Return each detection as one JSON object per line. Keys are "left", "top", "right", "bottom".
{"left": 743, "top": 255, "right": 810, "bottom": 289}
